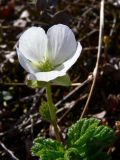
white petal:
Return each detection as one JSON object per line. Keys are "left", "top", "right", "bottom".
{"left": 47, "top": 24, "right": 77, "bottom": 65}
{"left": 16, "top": 47, "right": 38, "bottom": 73}
{"left": 56, "top": 42, "right": 82, "bottom": 72}
{"left": 29, "top": 70, "right": 66, "bottom": 82}
{"left": 19, "top": 27, "right": 47, "bottom": 63}
{"left": 27, "top": 74, "right": 36, "bottom": 80}
{"left": 28, "top": 42, "right": 82, "bottom": 82}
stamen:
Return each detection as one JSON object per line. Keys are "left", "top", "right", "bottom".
{"left": 32, "top": 59, "right": 54, "bottom": 72}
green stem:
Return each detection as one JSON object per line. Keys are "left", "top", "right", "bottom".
{"left": 46, "top": 84, "right": 61, "bottom": 142}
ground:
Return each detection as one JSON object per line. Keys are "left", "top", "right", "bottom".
{"left": 0, "top": 0, "right": 120, "bottom": 160}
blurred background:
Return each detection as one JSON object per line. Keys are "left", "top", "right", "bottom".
{"left": 0, "top": 0, "right": 120, "bottom": 159}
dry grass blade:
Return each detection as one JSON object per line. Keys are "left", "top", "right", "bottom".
{"left": 0, "top": 141, "right": 19, "bottom": 160}
{"left": 80, "top": 0, "right": 104, "bottom": 119}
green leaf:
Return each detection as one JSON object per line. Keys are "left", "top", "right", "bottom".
{"left": 52, "top": 74, "right": 71, "bottom": 86}
{"left": 31, "top": 118, "right": 114, "bottom": 160}
{"left": 67, "top": 118, "right": 114, "bottom": 160}
{"left": 32, "top": 137, "right": 65, "bottom": 160}
{"left": 39, "top": 101, "right": 56, "bottom": 122}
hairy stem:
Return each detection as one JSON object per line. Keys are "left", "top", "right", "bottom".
{"left": 46, "top": 84, "right": 61, "bottom": 142}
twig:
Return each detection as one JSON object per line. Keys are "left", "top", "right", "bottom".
{"left": 0, "top": 89, "right": 44, "bottom": 137}
{"left": 55, "top": 77, "right": 92, "bottom": 107}
{"left": 80, "top": 0, "right": 104, "bottom": 119}
{"left": 71, "top": 83, "right": 82, "bottom": 86}
{"left": 109, "top": 13, "right": 117, "bottom": 37}
{"left": 0, "top": 82, "right": 25, "bottom": 86}
{"left": 57, "top": 94, "right": 88, "bottom": 123}
{"left": 80, "top": 29, "right": 98, "bottom": 41}
{"left": 77, "top": 7, "right": 93, "bottom": 28}
{"left": 1, "top": 82, "right": 83, "bottom": 86}
{"left": 83, "top": 46, "right": 104, "bottom": 51}
{"left": 24, "top": 119, "right": 42, "bottom": 131}
{"left": 1, "top": 81, "right": 89, "bottom": 87}
{"left": 0, "top": 141, "right": 19, "bottom": 160}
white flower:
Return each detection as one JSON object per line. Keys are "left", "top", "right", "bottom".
{"left": 16, "top": 24, "right": 82, "bottom": 82}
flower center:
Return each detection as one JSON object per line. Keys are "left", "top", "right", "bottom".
{"left": 33, "top": 59, "right": 54, "bottom": 72}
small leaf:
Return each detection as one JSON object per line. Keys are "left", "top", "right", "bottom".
{"left": 39, "top": 101, "right": 56, "bottom": 122}
{"left": 52, "top": 74, "right": 71, "bottom": 86}
{"left": 32, "top": 137, "right": 65, "bottom": 160}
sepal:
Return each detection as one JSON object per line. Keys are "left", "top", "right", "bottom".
{"left": 52, "top": 74, "right": 71, "bottom": 86}
{"left": 26, "top": 74, "right": 71, "bottom": 88}
{"left": 26, "top": 80, "right": 47, "bottom": 88}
